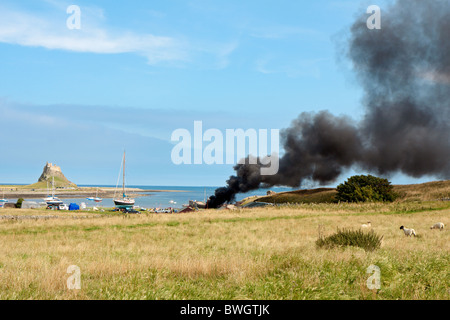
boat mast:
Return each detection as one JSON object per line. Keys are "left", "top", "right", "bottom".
{"left": 123, "top": 151, "right": 126, "bottom": 198}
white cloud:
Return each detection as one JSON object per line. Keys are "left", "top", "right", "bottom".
{"left": 0, "top": 98, "right": 286, "bottom": 144}
{"left": 0, "top": 4, "right": 187, "bottom": 65}
{"left": 200, "top": 41, "right": 239, "bottom": 69}
{"left": 0, "top": 3, "right": 242, "bottom": 68}
{"left": 255, "top": 56, "right": 328, "bottom": 78}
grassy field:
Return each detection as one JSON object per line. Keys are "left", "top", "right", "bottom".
{"left": 0, "top": 200, "right": 448, "bottom": 300}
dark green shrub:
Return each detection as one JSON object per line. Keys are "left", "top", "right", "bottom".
{"left": 316, "top": 228, "right": 383, "bottom": 252}
{"left": 15, "top": 198, "right": 24, "bottom": 208}
{"left": 336, "top": 175, "right": 397, "bottom": 202}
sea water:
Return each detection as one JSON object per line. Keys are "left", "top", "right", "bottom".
{"left": 7, "top": 185, "right": 296, "bottom": 210}
{"left": 81, "top": 185, "right": 296, "bottom": 209}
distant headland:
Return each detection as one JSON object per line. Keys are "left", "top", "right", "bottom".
{"left": 0, "top": 162, "right": 181, "bottom": 199}
{"left": 30, "top": 162, "right": 77, "bottom": 189}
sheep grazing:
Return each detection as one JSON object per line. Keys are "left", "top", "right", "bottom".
{"left": 400, "top": 226, "right": 416, "bottom": 237}
{"left": 430, "top": 222, "right": 444, "bottom": 231}
{"left": 361, "top": 222, "right": 372, "bottom": 228}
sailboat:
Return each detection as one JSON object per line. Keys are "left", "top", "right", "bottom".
{"left": 44, "top": 177, "right": 63, "bottom": 205}
{"left": 87, "top": 187, "right": 103, "bottom": 203}
{"left": 0, "top": 188, "right": 8, "bottom": 205}
{"left": 114, "top": 151, "right": 135, "bottom": 207}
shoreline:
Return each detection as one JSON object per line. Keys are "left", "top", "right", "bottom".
{"left": 0, "top": 186, "right": 187, "bottom": 200}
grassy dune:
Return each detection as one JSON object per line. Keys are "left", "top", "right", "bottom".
{"left": 256, "top": 188, "right": 337, "bottom": 204}
{"left": 0, "top": 201, "right": 448, "bottom": 300}
{"left": 395, "top": 180, "right": 450, "bottom": 201}
{"left": 256, "top": 180, "right": 450, "bottom": 204}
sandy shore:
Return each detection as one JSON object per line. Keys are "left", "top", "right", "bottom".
{"left": 1, "top": 186, "right": 186, "bottom": 199}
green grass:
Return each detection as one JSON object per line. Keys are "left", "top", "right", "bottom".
{"left": 316, "top": 228, "right": 384, "bottom": 252}
{"left": 26, "top": 176, "right": 77, "bottom": 189}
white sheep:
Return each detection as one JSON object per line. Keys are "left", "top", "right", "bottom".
{"left": 430, "top": 222, "right": 444, "bottom": 231}
{"left": 400, "top": 226, "right": 416, "bottom": 237}
{"left": 361, "top": 222, "right": 372, "bottom": 228}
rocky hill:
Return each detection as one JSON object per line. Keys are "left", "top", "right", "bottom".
{"left": 30, "top": 162, "right": 77, "bottom": 188}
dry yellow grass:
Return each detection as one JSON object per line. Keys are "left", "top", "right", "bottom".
{"left": 255, "top": 180, "right": 450, "bottom": 204}
{"left": 395, "top": 180, "right": 450, "bottom": 201}
{"left": 0, "top": 202, "right": 448, "bottom": 300}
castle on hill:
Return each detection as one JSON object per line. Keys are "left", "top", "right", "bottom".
{"left": 38, "top": 162, "right": 77, "bottom": 187}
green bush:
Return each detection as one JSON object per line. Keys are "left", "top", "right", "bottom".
{"left": 316, "top": 228, "right": 383, "bottom": 252}
{"left": 15, "top": 198, "right": 24, "bottom": 208}
{"left": 336, "top": 175, "right": 397, "bottom": 202}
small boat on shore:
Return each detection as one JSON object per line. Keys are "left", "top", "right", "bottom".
{"left": 0, "top": 189, "right": 8, "bottom": 204}
{"left": 87, "top": 187, "right": 103, "bottom": 203}
{"left": 114, "top": 151, "right": 135, "bottom": 208}
{"left": 44, "top": 177, "right": 63, "bottom": 205}
{"left": 114, "top": 198, "right": 135, "bottom": 206}
{"left": 44, "top": 196, "right": 63, "bottom": 205}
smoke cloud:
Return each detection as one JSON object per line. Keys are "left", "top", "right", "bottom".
{"left": 207, "top": 0, "right": 450, "bottom": 208}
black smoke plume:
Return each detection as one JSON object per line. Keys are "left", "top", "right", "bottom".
{"left": 207, "top": 0, "right": 450, "bottom": 208}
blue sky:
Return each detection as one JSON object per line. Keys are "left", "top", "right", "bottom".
{"left": 0, "top": 0, "right": 435, "bottom": 187}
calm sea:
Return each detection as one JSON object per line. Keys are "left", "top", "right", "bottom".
{"left": 3, "top": 185, "right": 296, "bottom": 209}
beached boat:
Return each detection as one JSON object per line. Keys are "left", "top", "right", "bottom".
{"left": 189, "top": 200, "right": 206, "bottom": 209}
{"left": 44, "top": 177, "right": 63, "bottom": 205}
{"left": 87, "top": 187, "right": 103, "bottom": 203}
{"left": 0, "top": 188, "right": 8, "bottom": 203}
{"left": 114, "top": 151, "right": 135, "bottom": 207}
